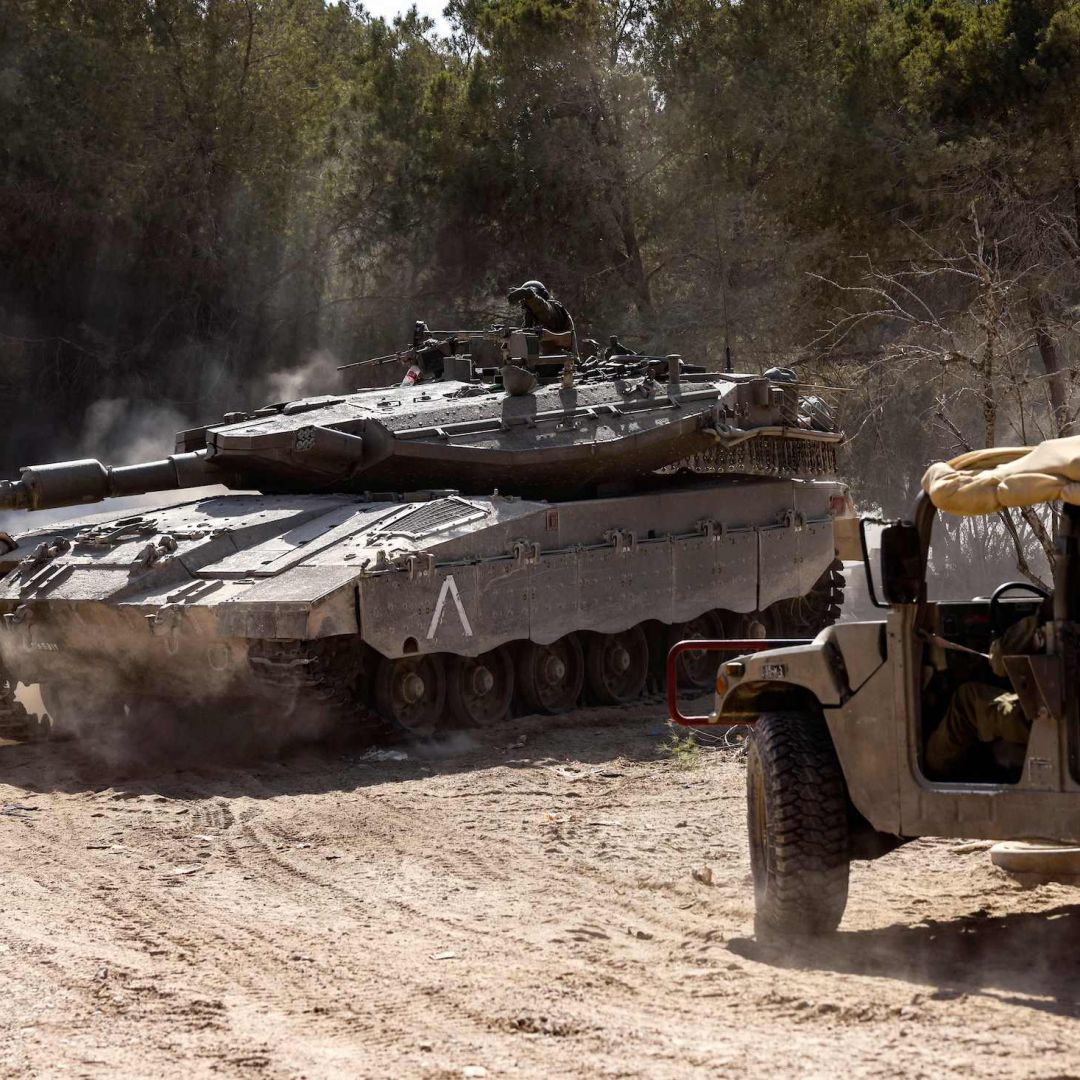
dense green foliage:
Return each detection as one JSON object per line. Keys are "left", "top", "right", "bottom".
{"left": 2, "top": 0, "right": 1079, "bottom": 536}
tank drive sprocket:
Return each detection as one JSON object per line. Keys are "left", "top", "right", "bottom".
{"left": 766, "top": 559, "right": 846, "bottom": 638}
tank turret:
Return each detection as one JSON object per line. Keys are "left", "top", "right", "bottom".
{"left": 2, "top": 350, "right": 841, "bottom": 513}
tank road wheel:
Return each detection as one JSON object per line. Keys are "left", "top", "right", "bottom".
{"left": 374, "top": 654, "right": 447, "bottom": 738}
{"left": 447, "top": 648, "right": 515, "bottom": 727}
{"left": 517, "top": 634, "right": 585, "bottom": 715}
{"left": 671, "top": 610, "right": 727, "bottom": 690}
{"left": 747, "top": 711, "right": 851, "bottom": 938}
{"left": 585, "top": 625, "right": 649, "bottom": 705}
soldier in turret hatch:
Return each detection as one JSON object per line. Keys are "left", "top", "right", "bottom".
{"left": 507, "top": 280, "right": 575, "bottom": 354}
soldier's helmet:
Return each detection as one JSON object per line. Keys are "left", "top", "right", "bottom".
{"left": 521, "top": 280, "right": 550, "bottom": 299}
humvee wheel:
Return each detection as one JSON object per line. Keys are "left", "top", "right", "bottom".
{"left": 374, "top": 654, "right": 447, "bottom": 737}
{"left": 747, "top": 711, "right": 850, "bottom": 937}
{"left": 585, "top": 625, "right": 649, "bottom": 705}
{"left": 517, "top": 634, "right": 585, "bottom": 714}
{"left": 447, "top": 648, "right": 514, "bottom": 727}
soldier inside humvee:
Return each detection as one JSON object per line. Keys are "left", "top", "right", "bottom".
{"left": 924, "top": 611, "right": 1046, "bottom": 779}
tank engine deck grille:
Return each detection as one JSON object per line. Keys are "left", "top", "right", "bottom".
{"left": 371, "top": 497, "right": 488, "bottom": 539}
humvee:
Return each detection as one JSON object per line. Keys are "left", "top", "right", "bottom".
{"left": 669, "top": 478, "right": 1080, "bottom": 936}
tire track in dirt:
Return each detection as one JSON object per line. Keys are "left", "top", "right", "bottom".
{"left": 107, "top": 784, "right": 564, "bottom": 1073}
{"left": 0, "top": 810, "right": 240, "bottom": 1075}
{"left": 4, "top": 718, "right": 1080, "bottom": 1078}
{"left": 164, "top": 764, "right": 720, "bottom": 1077}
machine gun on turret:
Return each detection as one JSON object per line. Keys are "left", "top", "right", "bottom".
{"left": 337, "top": 318, "right": 580, "bottom": 392}
{"left": 336, "top": 321, "right": 475, "bottom": 385}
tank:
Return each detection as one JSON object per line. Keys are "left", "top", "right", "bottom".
{"left": 0, "top": 330, "right": 853, "bottom": 742}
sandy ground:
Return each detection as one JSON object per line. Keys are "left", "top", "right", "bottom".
{"left": 1, "top": 705, "right": 1078, "bottom": 1079}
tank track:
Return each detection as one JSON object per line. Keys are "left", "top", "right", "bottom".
{"left": 818, "top": 559, "right": 846, "bottom": 628}
{"left": 245, "top": 572, "right": 848, "bottom": 744}
{"left": 0, "top": 572, "right": 846, "bottom": 751}
{"left": 247, "top": 638, "right": 393, "bottom": 742}
{"left": 659, "top": 436, "right": 838, "bottom": 479}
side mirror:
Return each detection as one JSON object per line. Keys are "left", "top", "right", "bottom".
{"left": 880, "top": 521, "right": 924, "bottom": 605}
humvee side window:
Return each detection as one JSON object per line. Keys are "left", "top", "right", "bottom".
{"left": 916, "top": 515, "right": 1052, "bottom": 785}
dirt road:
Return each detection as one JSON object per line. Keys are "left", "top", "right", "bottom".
{"left": 1, "top": 707, "right": 1077, "bottom": 1079}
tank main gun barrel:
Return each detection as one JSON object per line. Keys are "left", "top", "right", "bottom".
{"left": 0, "top": 450, "right": 227, "bottom": 512}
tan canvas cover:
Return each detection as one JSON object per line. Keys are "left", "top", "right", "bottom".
{"left": 922, "top": 435, "right": 1080, "bottom": 515}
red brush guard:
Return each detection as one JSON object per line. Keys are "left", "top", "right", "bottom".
{"left": 666, "top": 639, "right": 810, "bottom": 727}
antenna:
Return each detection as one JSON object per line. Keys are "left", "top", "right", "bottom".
{"left": 704, "top": 151, "right": 733, "bottom": 374}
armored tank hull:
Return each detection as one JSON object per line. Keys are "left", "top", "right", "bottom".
{"left": 0, "top": 348, "right": 852, "bottom": 742}
{"left": 0, "top": 474, "right": 848, "bottom": 739}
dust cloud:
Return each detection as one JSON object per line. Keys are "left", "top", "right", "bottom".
{"left": 0, "top": 360, "right": 342, "bottom": 768}
{"left": 0, "top": 344, "right": 352, "bottom": 536}
{"left": 9, "top": 676, "right": 356, "bottom": 776}
{"left": 78, "top": 398, "right": 191, "bottom": 465}
{"left": 263, "top": 348, "right": 344, "bottom": 402}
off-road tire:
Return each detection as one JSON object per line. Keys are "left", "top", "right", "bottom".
{"left": 747, "top": 710, "right": 850, "bottom": 937}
